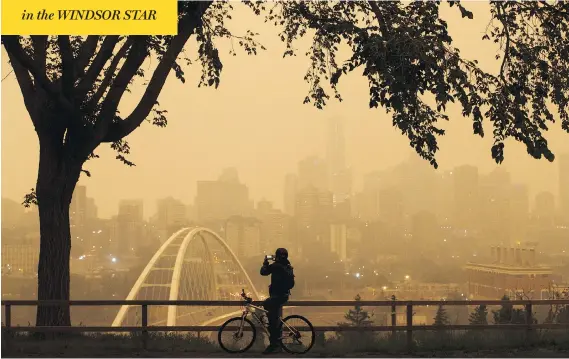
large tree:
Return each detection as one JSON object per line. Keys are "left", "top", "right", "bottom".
{"left": 3, "top": 0, "right": 569, "bottom": 327}
{"left": 1, "top": 1, "right": 265, "bottom": 326}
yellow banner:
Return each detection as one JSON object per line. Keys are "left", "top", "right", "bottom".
{"left": 1, "top": 0, "right": 178, "bottom": 35}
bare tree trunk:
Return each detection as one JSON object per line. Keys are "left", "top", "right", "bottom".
{"left": 35, "top": 136, "right": 82, "bottom": 327}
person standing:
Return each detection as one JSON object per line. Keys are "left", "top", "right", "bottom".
{"left": 260, "top": 248, "right": 295, "bottom": 354}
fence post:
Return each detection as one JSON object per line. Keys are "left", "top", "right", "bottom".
{"left": 390, "top": 296, "right": 397, "bottom": 339}
{"left": 141, "top": 304, "right": 148, "bottom": 350}
{"left": 525, "top": 302, "right": 533, "bottom": 342}
{"left": 5, "top": 304, "right": 12, "bottom": 346}
{"left": 2, "top": 304, "right": 12, "bottom": 355}
{"left": 5, "top": 304, "right": 12, "bottom": 329}
{"left": 406, "top": 304, "right": 413, "bottom": 351}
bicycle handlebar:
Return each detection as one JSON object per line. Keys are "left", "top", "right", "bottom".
{"left": 241, "top": 288, "right": 253, "bottom": 303}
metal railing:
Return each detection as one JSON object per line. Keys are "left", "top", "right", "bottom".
{"left": 2, "top": 299, "right": 569, "bottom": 350}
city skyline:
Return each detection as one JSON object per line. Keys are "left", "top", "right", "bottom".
{"left": 4, "top": 154, "right": 568, "bottom": 224}
{"left": 2, "top": 135, "right": 569, "bottom": 221}
{"left": 3, "top": 129, "right": 569, "bottom": 220}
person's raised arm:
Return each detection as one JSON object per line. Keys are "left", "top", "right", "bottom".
{"left": 260, "top": 256, "right": 272, "bottom": 276}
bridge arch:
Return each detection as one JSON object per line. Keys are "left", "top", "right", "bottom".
{"left": 112, "top": 227, "right": 260, "bottom": 327}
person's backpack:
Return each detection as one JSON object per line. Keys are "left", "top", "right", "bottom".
{"left": 284, "top": 265, "right": 295, "bottom": 291}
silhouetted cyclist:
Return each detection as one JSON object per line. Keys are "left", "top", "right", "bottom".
{"left": 260, "top": 248, "right": 295, "bottom": 354}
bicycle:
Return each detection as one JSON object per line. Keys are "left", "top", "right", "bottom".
{"left": 217, "top": 289, "right": 315, "bottom": 354}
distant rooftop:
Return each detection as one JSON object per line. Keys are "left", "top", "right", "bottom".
{"left": 464, "top": 262, "right": 552, "bottom": 275}
{"left": 464, "top": 245, "right": 552, "bottom": 275}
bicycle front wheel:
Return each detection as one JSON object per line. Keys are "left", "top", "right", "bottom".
{"left": 218, "top": 317, "right": 257, "bottom": 353}
{"left": 280, "top": 314, "right": 315, "bottom": 354}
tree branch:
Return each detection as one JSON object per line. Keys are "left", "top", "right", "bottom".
{"left": 496, "top": 3, "right": 511, "bottom": 83}
{"left": 31, "top": 36, "right": 48, "bottom": 76}
{"left": 93, "top": 37, "right": 150, "bottom": 142}
{"left": 295, "top": 2, "right": 373, "bottom": 35}
{"left": 366, "top": 1, "right": 393, "bottom": 37}
{"left": 3, "top": 36, "right": 75, "bottom": 114}
{"left": 75, "top": 36, "right": 99, "bottom": 78}
{"left": 76, "top": 36, "right": 119, "bottom": 100}
{"left": 528, "top": 1, "right": 569, "bottom": 17}
{"left": 102, "top": 23, "right": 201, "bottom": 142}
{"left": 88, "top": 38, "right": 133, "bottom": 108}
{"left": 3, "top": 40, "right": 38, "bottom": 127}
{"left": 57, "top": 36, "right": 75, "bottom": 98}
{"left": 95, "top": 1, "right": 214, "bottom": 144}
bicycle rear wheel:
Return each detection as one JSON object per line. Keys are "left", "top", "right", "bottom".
{"left": 218, "top": 317, "right": 257, "bottom": 353}
{"left": 280, "top": 314, "right": 315, "bottom": 354}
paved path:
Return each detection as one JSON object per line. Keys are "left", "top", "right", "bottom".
{"left": 5, "top": 347, "right": 569, "bottom": 357}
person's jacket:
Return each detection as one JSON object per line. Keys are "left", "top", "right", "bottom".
{"left": 260, "top": 258, "right": 292, "bottom": 296}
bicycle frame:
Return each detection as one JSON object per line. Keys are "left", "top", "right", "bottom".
{"left": 237, "top": 302, "right": 299, "bottom": 338}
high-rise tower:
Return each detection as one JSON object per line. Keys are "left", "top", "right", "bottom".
{"left": 560, "top": 153, "right": 569, "bottom": 223}
{"left": 327, "top": 117, "right": 346, "bottom": 173}
{"left": 326, "top": 117, "right": 352, "bottom": 204}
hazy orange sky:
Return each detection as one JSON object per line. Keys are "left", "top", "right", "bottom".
{"left": 2, "top": 2, "right": 569, "bottom": 219}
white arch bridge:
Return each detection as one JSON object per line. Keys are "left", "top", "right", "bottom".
{"left": 112, "top": 227, "right": 261, "bottom": 327}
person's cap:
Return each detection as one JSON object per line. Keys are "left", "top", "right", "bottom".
{"left": 275, "top": 248, "right": 288, "bottom": 259}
